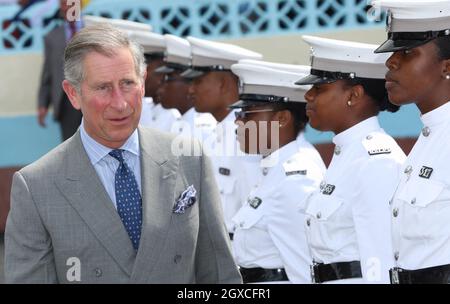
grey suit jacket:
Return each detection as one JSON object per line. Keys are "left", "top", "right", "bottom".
{"left": 5, "top": 127, "right": 241, "bottom": 284}
{"left": 38, "top": 24, "right": 66, "bottom": 120}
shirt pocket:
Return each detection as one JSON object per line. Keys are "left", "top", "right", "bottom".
{"left": 396, "top": 177, "right": 447, "bottom": 239}
{"left": 305, "top": 194, "right": 344, "bottom": 221}
{"left": 219, "top": 175, "right": 237, "bottom": 196}
{"left": 232, "top": 204, "right": 264, "bottom": 230}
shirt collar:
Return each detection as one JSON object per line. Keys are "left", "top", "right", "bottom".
{"left": 333, "top": 116, "right": 381, "bottom": 147}
{"left": 80, "top": 120, "right": 140, "bottom": 165}
{"left": 261, "top": 140, "right": 300, "bottom": 168}
{"left": 420, "top": 101, "right": 450, "bottom": 127}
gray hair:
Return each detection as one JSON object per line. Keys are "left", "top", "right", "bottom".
{"left": 64, "top": 23, "right": 146, "bottom": 93}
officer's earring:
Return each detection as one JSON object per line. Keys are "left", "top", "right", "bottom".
{"left": 347, "top": 100, "right": 352, "bottom": 106}
{"left": 446, "top": 75, "right": 450, "bottom": 80}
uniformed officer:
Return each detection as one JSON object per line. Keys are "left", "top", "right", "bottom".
{"left": 127, "top": 30, "right": 180, "bottom": 131}
{"left": 181, "top": 37, "right": 263, "bottom": 237}
{"left": 372, "top": 0, "right": 450, "bottom": 284}
{"left": 296, "top": 36, "right": 406, "bottom": 283}
{"left": 230, "top": 62, "right": 325, "bottom": 283}
{"left": 82, "top": 15, "right": 180, "bottom": 131}
{"left": 154, "top": 34, "right": 216, "bottom": 140}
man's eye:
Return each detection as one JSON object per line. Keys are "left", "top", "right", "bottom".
{"left": 97, "top": 85, "right": 108, "bottom": 91}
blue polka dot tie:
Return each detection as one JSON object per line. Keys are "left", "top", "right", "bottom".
{"left": 109, "top": 149, "right": 142, "bottom": 250}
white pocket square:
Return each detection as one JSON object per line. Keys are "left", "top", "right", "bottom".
{"left": 173, "top": 185, "right": 197, "bottom": 214}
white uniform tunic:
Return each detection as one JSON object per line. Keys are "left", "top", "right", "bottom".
{"left": 232, "top": 136, "right": 326, "bottom": 283}
{"left": 139, "top": 97, "right": 180, "bottom": 132}
{"left": 168, "top": 107, "right": 216, "bottom": 140}
{"left": 202, "top": 110, "right": 260, "bottom": 233}
{"left": 391, "top": 101, "right": 450, "bottom": 271}
{"left": 304, "top": 117, "right": 406, "bottom": 283}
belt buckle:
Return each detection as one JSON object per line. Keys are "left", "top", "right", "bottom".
{"left": 391, "top": 267, "right": 401, "bottom": 284}
{"left": 310, "top": 262, "right": 318, "bottom": 283}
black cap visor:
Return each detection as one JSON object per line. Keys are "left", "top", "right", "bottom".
{"left": 229, "top": 99, "right": 270, "bottom": 109}
{"left": 374, "top": 38, "right": 432, "bottom": 53}
{"left": 154, "top": 65, "right": 175, "bottom": 74}
{"left": 295, "top": 74, "right": 336, "bottom": 85}
{"left": 180, "top": 68, "right": 205, "bottom": 79}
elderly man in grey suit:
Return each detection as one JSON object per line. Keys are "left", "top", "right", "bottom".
{"left": 5, "top": 23, "right": 241, "bottom": 284}
{"left": 37, "top": 0, "right": 83, "bottom": 140}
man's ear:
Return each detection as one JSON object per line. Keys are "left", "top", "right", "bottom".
{"left": 62, "top": 80, "right": 81, "bottom": 110}
{"left": 141, "top": 70, "right": 147, "bottom": 97}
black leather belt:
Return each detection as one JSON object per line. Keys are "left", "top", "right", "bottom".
{"left": 229, "top": 233, "right": 234, "bottom": 241}
{"left": 390, "top": 264, "right": 450, "bottom": 284}
{"left": 310, "top": 261, "right": 362, "bottom": 283}
{"left": 239, "top": 267, "right": 289, "bottom": 283}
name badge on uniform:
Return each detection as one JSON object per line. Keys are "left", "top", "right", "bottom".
{"left": 286, "top": 170, "right": 307, "bottom": 176}
{"left": 419, "top": 166, "right": 433, "bottom": 179}
{"left": 248, "top": 197, "right": 262, "bottom": 209}
{"left": 219, "top": 167, "right": 231, "bottom": 176}
{"left": 322, "top": 184, "right": 335, "bottom": 195}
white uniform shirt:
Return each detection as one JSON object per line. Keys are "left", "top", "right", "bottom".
{"left": 232, "top": 137, "right": 325, "bottom": 283}
{"left": 391, "top": 101, "right": 450, "bottom": 271}
{"left": 139, "top": 97, "right": 180, "bottom": 132}
{"left": 202, "top": 110, "right": 259, "bottom": 233}
{"left": 168, "top": 107, "right": 216, "bottom": 140}
{"left": 304, "top": 117, "right": 406, "bottom": 283}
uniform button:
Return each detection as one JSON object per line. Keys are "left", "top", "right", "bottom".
{"left": 422, "top": 126, "right": 430, "bottom": 137}
{"left": 94, "top": 268, "right": 102, "bottom": 277}
{"left": 174, "top": 254, "right": 182, "bottom": 264}
{"left": 404, "top": 165, "right": 412, "bottom": 174}
{"left": 220, "top": 190, "right": 224, "bottom": 195}
{"left": 389, "top": 199, "right": 393, "bottom": 205}
{"left": 306, "top": 218, "right": 311, "bottom": 226}
{"left": 393, "top": 208, "right": 399, "bottom": 217}
{"left": 334, "top": 146, "right": 341, "bottom": 155}
{"left": 178, "top": 128, "right": 183, "bottom": 133}
{"left": 394, "top": 252, "right": 399, "bottom": 261}
{"left": 411, "top": 198, "right": 416, "bottom": 205}
{"left": 366, "top": 135, "right": 373, "bottom": 140}
{"left": 239, "top": 222, "right": 244, "bottom": 228}
{"left": 316, "top": 212, "right": 321, "bottom": 219}
{"left": 152, "top": 116, "right": 156, "bottom": 121}
{"left": 262, "top": 168, "right": 269, "bottom": 176}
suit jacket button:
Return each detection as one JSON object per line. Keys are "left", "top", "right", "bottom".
{"left": 94, "top": 268, "right": 102, "bottom": 277}
{"left": 174, "top": 255, "right": 182, "bottom": 264}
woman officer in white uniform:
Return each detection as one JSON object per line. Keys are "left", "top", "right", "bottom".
{"left": 296, "top": 36, "right": 406, "bottom": 284}
{"left": 230, "top": 62, "right": 325, "bottom": 283}
{"left": 372, "top": 0, "right": 450, "bottom": 284}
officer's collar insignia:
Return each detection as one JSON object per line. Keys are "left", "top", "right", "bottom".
{"left": 219, "top": 167, "right": 231, "bottom": 176}
{"left": 248, "top": 197, "right": 262, "bottom": 209}
{"left": 419, "top": 166, "right": 433, "bottom": 179}
{"left": 286, "top": 170, "right": 307, "bottom": 176}
{"left": 322, "top": 184, "right": 335, "bottom": 195}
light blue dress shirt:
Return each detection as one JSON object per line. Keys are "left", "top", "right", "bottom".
{"left": 79, "top": 122, "right": 142, "bottom": 209}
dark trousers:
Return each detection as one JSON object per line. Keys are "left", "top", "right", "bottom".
{"left": 58, "top": 96, "right": 82, "bottom": 141}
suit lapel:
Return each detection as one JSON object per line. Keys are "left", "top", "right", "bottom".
{"left": 129, "top": 128, "right": 179, "bottom": 282}
{"left": 55, "top": 132, "right": 136, "bottom": 276}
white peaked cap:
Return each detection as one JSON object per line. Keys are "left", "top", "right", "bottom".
{"left": 83, "top": 15, "right": 152, "bottom": 32}
{"left": 230, "top": 63, "right": 310, "bottom": 108}
{"left": 295, "top": 35, "right": 390, "bottom": 85}
{"left": 371, "top": 0, "right": 450, "bottom": 53}
{"left": 238, "top": 59, "right": 310, "bottom": 75}
{"left": 128, "top": 30, "right": 166, "bottom": 55}
{"left": 180, "top": 36, "right": 263, "bottom": 79}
